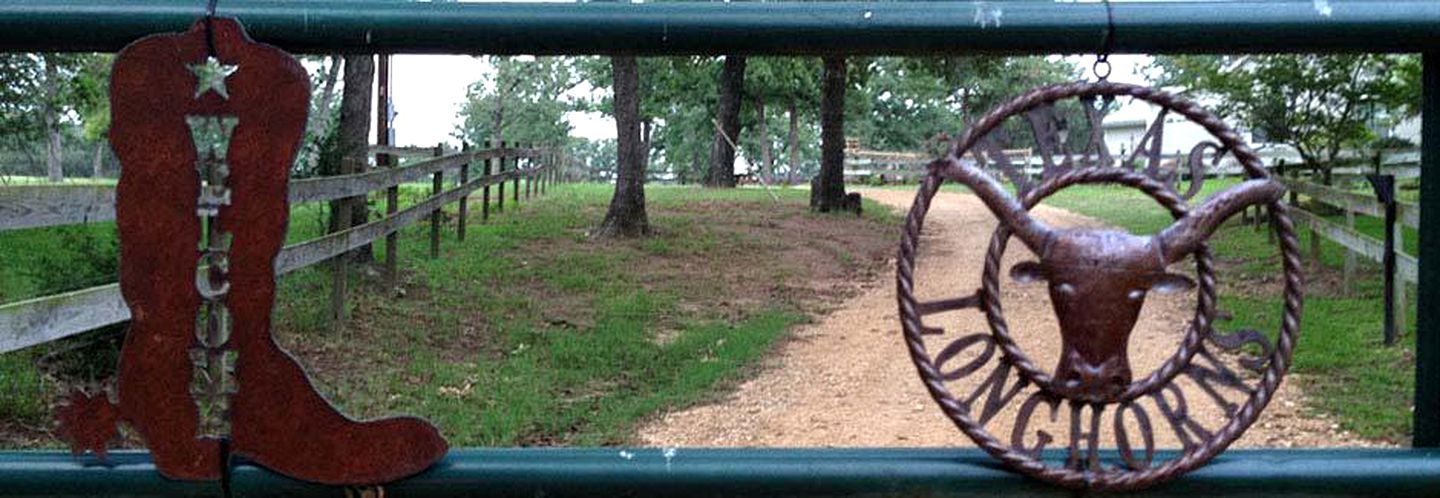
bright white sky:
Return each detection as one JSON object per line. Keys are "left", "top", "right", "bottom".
{"left": 386, "top": 55, "right": 612, "bottom": 147}
{"left": 384, "top": 54, "right": 1152, "bottom": 148}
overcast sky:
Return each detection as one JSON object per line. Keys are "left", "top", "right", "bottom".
{"left": 385, "top": 55, "right": 612, "bottom": 147}
{"left": 382, "top": 54, "right": 1151, "bottom": 148}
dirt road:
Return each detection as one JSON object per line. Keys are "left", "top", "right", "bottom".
{"left": 638, "top": 188, "right": 1382, "bottom": 449}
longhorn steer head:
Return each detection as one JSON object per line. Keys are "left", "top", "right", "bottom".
{"left": 941, "top": 160, "right": 1284, "bottom": 402}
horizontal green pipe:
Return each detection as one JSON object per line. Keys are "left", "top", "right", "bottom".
{"left": 2, "top": 1, "right": 1440, "bottom": 55}
{"left": 1, "top": 448, "right": 1438, "bottom": 497}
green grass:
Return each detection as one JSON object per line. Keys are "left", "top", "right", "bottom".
{"left": 284, "top": 184, "right": 894, "bottom": 446}
{"left": 1, "top": 183, "right": 897, "bottom": 447}
{"left": 1043, "top": 177, "right": 1416, "bottom": 443}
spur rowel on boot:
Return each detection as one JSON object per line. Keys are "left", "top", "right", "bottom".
{"left": 62, "top": 18, "right": 447, "bottom": 485}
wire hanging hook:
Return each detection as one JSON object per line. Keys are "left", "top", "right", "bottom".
{"left": 204, "top": 0, "right": 219, "bottom": 58}
{"left": 1093, "top": 0, "right": 1115, "bottom": 81}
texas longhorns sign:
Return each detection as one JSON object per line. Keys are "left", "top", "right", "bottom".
{"left": 897, "top": 82, "right": 1304, "bottom": 491}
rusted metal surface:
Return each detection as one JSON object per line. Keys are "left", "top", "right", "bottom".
{"left": 897, "top": 81, "right": 1304, "bottom": 491}
{"left": 970, "top": 93, "right": 1222, "bottom": 200}
{"left": 56, "top": 17, "right": 446, "bottom": 485}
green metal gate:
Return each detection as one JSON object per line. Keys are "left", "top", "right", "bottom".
{"left": 0, "top": 1, "right": 1437, "bottom": 496}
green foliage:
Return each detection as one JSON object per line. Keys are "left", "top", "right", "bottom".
{"left": 0, "top": 222, "right": 118, "bottom": 303}
{"left": 295, "top": 55, "right": 344, "bottom": 178}
{"left": 0, "top": 53, "right": 112, "bottom": 177}
{"left": 847, "top": 56, "right": 1076, "bottom": 152}
{"left": 570, "top": 138, "right": 617, "bottom": 182}
{"left": 458, "top": 56, "right": 577, "bottom": 147}
{"left": 1151, "top": 54, "right": 1420, "bottom": 183}
{"left": 573, "top": 56, "right": 728, "bottom": 183}
{"left": 0, "top": 351, "right": 46, "bottom": 425}
{"left": 25, "top": 225, "right": 119, "bottom": 295}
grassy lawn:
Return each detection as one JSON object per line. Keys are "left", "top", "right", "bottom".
{"left": 1042, "top": 177, "right": 1417, "bottom": 444}
{"left": 1, "top": 183, "right": 899, "bottom": 448}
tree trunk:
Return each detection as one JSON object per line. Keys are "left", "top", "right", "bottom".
{"left": 642, "top": 118, "right": 653, "bottom": 166}
{"left": 491, "top": 87, "right": 506, "bottom": 146}
{"left": 92, "top": 141, "right": 105, "bottom": 179}
{"left": 42, "top": 56, "right": 63, "bottom": 183}
{"left": 45, "top": 129, "right": 63, "bottom": 182}
{"left": 305, "top": 55, "right": 342, "bottom": 173}
{"left": 755, "top": 99, "right": 772, "bottom": 184}
{"left": 335, "top": 54, "right": 374, "bottom": 261}
{"left": 596, "top": 56, "right": 649, "bottom": 238}
{"left": 813, "top": 57, "right": 848, "bottom": 211}
{"left": 708, "top": 55, "right": 746, "bottom": 187}
{"left": 787, "top": 100, "right": 800, "bottom": 185}
{"left": 310, "top": 56, "right": 342, "bottom": 138}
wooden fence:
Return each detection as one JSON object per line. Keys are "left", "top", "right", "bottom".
{"left": 1277, "top": 176, "right": 1417, "bottom": 341}
{"left": 0, "top": 143, "right": 564, "bottom": 353}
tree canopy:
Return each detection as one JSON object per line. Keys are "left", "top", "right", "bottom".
{"left": 457, "top": 56, "right": 577, "bottom": 149}
{"left": 1151, "top": 54, "right": 1420, "bottom": 183}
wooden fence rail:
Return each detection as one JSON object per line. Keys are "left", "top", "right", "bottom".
{"left": 0, "top": 148, "right": 551, "bottom": 231}
{"left": 1279, "top": 176, "right": 1414, "bottom": 343}
{"left": 1278, "top": 178, "right": 1419, "bottom": 230}
{"left": 0, "top": 146, "right": 563, "bottom": 353}
{"left": 1287, "top": 208, "right": 1418, "bottom": 283}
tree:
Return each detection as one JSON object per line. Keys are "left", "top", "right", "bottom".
{"left": 72, "top": 55, "right": 113, "bottom": 179}
{"left": 457, "top": 56, "right": 576, "bottom": 148}
{"left": 812, "top": 57, "right": 849, "bottom": 211}
{"left": 707, "top": 55, "right": 745, "bottom": 187}
{"left": 1151, "top": 54, "right": 1420, "bottom": 185}
{"left": 39, "top": 55, "right": 65, "bottom": 182}
{"left": 642, "top": 57, "right": 720, "bottom": 184}
{"left": 848, "top": 56, "right": 1075, "bottom": 151}
{"left": 595, "top": 56, "right": 650, "bottom": 238}
{"left": 746, "top": 57, "right": 821, "bottom": 184}
{"left": 0, "top": 54, "right": 100, "bottom": 181}
{"left": 571, "top": 138, "right": 617, "bottom": 182}
{"left": 295, "top": 55, "right": 343, "bottom": 179}
{"left": 334, "top": 54, "right": 374, "bottom": 260}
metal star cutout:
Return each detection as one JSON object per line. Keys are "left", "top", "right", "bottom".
{"left": 190, "top": 57, "right": 237, "bottom": 100}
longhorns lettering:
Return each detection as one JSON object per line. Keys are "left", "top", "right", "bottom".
{"left": 974, "top": 99, "right": 1224, "bottom": 201}
{"left": 933, "top": 157, "right": 1283, "bottom": 402}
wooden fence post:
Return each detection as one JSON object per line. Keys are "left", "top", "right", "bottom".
{"left": 497, "top": 140, "right": 506, "bottom": 213}
{"left": 527, "top": 147, "right": 536, "bottom": 199}
{"left": 378, "top": 53, "right": 399, "bottom": 290}
{"left": 1376, "top": 174, "right": 1400, "bottom": 345}
{"left": 384, "top": 159, "right": 399, "bottom": 286}
{"left": 513, "top": 143, "right": 522, "bottom": 205}
{"left": 1396, "top": 221, "right": 1409, "bottom": 340}
{"left": 1344, "top": 200, "right": 1356, "bottom": 296}
{"left": 483, "top": 139, "right": 492, "bottom": 222}
{"left": 431, "top": 143, "right": 443, "bottom": 259}
{"left": 331, "top": 203, "right": 350, "bottom": 330}
{"left": 458, "top": 142, "right": 470, "bottom": 242}
{"left": 1292, "top": 168, "right": 1319, "bottom": 266}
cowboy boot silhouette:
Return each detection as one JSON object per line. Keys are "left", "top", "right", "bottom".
{"left": 62, "top": 18, "right": 446, "bottom": 485}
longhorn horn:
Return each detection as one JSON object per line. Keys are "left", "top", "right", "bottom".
{"left": 933, "top": 157, "right": 1053, "bottom": 254}
{"left": 1158, "top": 179, "right": 1285, "bottom": 263}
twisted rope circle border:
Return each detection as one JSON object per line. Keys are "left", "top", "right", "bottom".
{"left": 895, "top": 81, "right": 1304, "bottom": 491}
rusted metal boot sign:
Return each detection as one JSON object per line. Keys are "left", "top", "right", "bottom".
{"left": 898, "top": 82, "right": 1304, "bottom": 491}
{"left": 55, "top": 18, "right": 447, "bottom": 485}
